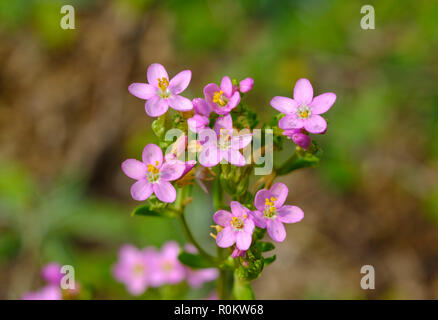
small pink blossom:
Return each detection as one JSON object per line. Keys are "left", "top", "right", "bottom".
{"left": 282, "top": 129, "right": 311, "bottom": 149}
{"left": 112, "top": 245, "right": 157, "bottom": 296}
{"left": 198, "top": 115, "right": 252, "bottom": 167}
{"left": 213, "top": 201, "right": 255, "bottom": 251}
{"left": 22, "top": 285, "right": 62, "bottom": 300}
{"left": 188, "top": 98, "right": 212, "bottom": 133}
{"left": 251, "top": 183, "right": 304, "bottom": 242}
{"left": 271, "top": 78, "right": 336, "bottom": 134}
{"left": 150, "top": 242, "right": 186, "bottom": 286}
{"left": 231, "top": 247, "right": 247, "bottom": 258}
{"left": 237, "top": 77, "right": 254, "bottom": 93}
{"left": 204, "top": 76, "right": 240, "bottom": 115}
{"left": 41, "top": 262, "right": 63, "bottom": 286}
{"left": 128, "top": 63, "right": 193, "bottom": 117}
{"left": 122, "top": 143, "right": 186, "bottom": 203}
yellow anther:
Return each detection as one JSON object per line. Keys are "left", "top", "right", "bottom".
{"left": 213, "top": 90, "right": 227, "bottom": 106}
{"left": 157, "top": 77, "right": 169, "bottom": 91}
{"left": 271, "top": 197, "right": 277, "bottom": 202}
{"left": 299, "top": 110, "right": 309, "bottom": 118}
{"left": 243, "top": 214, "right": 247, "bottom": 219}
{"left": 147, "top": 164, "right": 159, "bottom": 174}
{"left": 155, "top": 160, "right": 159, "bottom": 166}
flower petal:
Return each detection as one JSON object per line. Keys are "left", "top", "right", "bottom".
{"left": 121, "top": 159, "right": 147, "bottom": 180}
{"left": 168, "top": 70, "right": 191, "bottom": 94}
{"left": 278, "top": 114, "right": 304, "bottom": 130}
{"left": 267, "top": 219, "right": 286, "bottom": 242}
{"left": 128, "top": 83, "right": 156, "bottom": 100}
{"left": 269, "top": 182, "right": 288, "bottom": 208}
{"left": 203, "top": 83, "right": 221, "bottom": 108}
{"left": 230, "top": 201, "right": 250, "bottom": 218}
{"left": 199, "top": 145, "right": 221, "bottom": 167}
{"left": 160, "top": 161, "right": 185, "bottom": 181}
{"left": 153, "top": 181, "right": 176, "bottom": 203}
{"left": 145, "top": 96, "right": 169, "bottom": 117}
{"left": 270, "top": 96, "right": 298, "bottom": 114}
{"left": 231, "top": 133, "right": 252, "bottom": 150}
{"left": 214, "top": 210, "right": 233, "bottom": 227}
{"left": 142, "top": 144, "right": 163, "bottom": 167}
{"left": 310, "top": 92, "right": 336, "bottom": 115}
{"left": 304, "top": 115, "right": 327, "bottom": 134}
{"left": 236, "top": 231, "right": 252, "bottom": 251}
{"left": 226, "top": 91, "right": 240, "bottom": 109}
{"left": 168, "top": 95, "right": 193, "bottom": 111}
{"left": 216, "top": 227, "right": 236, "bottom": 248}
{"left": 277, "top": 205, "right": 304, "bottom": 224}
{"left": 293, "top": 78, "right": 313, "bottom": 105}
{"left": 193, "top": 98, "right": 212, "bottom": 116}
{"left": 130, "top": 180, "right": 153, "bottom": 201}
{"left": 243, "top": 218, "right": 255, "bottom": 234}
{"left": 250, "top": 210, "right": 267, "bottom": 228}
{"left": 188, "top": 114, "right": 209, "bottom": 133}
{"left": 147, "top": 63, "right": 168, "bottom": 87}
{"left": 254, "top": 189, "right": 271, "bottom": 211}
{"left": 228, "top": 149, "right": 246, "bottom": 167}
{"left": 239, "top": 78, "right": 254, "bottom": 93}
{"left": 214, "top": 114, "right": 233, "bottom": 135}
{"left": 220, "top": 76, "right": 233, "bottom": 97}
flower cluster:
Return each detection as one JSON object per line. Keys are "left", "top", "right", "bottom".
{"left": 112, "top": 242, "right": 218, "bottom": 296}
{"left": 21, "top": 263, "right": 79, "bottom": 300}
{"left": 124, "top": 63, "right": 336, "bottom": 298}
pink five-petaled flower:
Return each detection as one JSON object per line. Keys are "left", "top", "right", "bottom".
{"left": 149, "top": 242, "right": 186, "bottom": 286}
{"left": 204, "top": 76, "right": 240, "bottom": 115}
{"left": 112, "top": 245, "right": 157, "bottom": 296}
{"left": 282, "top": 129, "right": 311, "bottom": 149}
{"left": 198, "top": 114, "right": 252, "bottom": 167}
{"left": 251, "top": 183, "right": 304, "bottom": 242}
{"left": 271, "top": 78, "right": 336, "bottom": 134}
{"left": 187, "top": 98, "right": 212, "bottom": 133}
{"left": 121, "top": 143, "right": 185, "bottom": 203}
{"left": 214, "top": 201, "right": 255, "bottom": 251}
{"left": 128, "top": 63, "right": 193, "bottom": 117}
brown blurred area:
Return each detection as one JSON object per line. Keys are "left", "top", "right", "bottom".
{"left": 0, "top": 0, "right": 437, "bottom": 299}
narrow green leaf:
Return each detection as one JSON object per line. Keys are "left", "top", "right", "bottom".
{"left": 131, "top": 204, "right": 176, "bottom": 218}
{"left": 256, "top": 241, "right": 275, "bottom": 252}
{"left": 263, "top": 254, "right": 276, "bottom": 266}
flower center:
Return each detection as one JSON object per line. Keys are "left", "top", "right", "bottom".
{"left": 162, "top": 261, "right": 173, "bottom": 273}
{"left": 231, "top": 215, "right": 247, "bottom": 230}
{"left": 147, "top": 161, "right": 161, "bottom": 183}
{"left": 297, "top": 105, "right": 311, "bottom": 119}
{"left": 132, "top": 263, "right": 144, "bottom": 275}
{"left": 213, "top": 90, "right": 228, "bottom": 107}
{"left": 218, "top": 128, "right": 232, "bottom": 150}
{"left": 157, "top": 77, "right": 171, "bottom": 98}
{"left": 264, "top": 197, "right": 277, "bottom": 218}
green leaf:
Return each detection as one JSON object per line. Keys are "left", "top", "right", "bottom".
{"left": 263, "top": 254, "right": 276, "bottom": 266}
{"left": 178, "top": 251, "right": 215, "bottom": 269}
{"left": 131, "top": 204, "right": 177, "bottom": 218}
{"left": 256, "top": 242, "right": 275, "bottom": 252}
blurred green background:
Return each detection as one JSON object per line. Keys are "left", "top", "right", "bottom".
{"left": 0, "top": 0, "right": 437, "bottom": 299}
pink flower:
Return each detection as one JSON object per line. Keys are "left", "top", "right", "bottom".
{"left": 183, "top": 244, "right": 218, "bottom": 288}
{"left": 188, "top": 98, "right": 212, "bottom": 133}
{"left": 251, "top": 183, "right": 304, "bottom": 242}
{"left": 128, "top": 63, "right": 193, "bottom": 117}
{"left": 271, "top": 78, "right": 336, "bottom": 134}
{"left": 231, "top": 247, "right": 247, "bottom": 258}
{"left": 22, "top": 285, "right": 62, "bottom": 300}
{"left": 204, "top": 76, "right": 240, "bottom": 115}
{"left": 282, "top": 129, "right": 311, "bottom": 149}
{"left": 236, "top": 77, "right": 254, "bottom": 93}
{"left": 121, "top": 143, "right": 186, "bottom": 203}
{"left": 41, "top": 262, "right": 63, "bottom": 286}
{"left": 165, "top": 134, "right": 197, "bottom": 176}
{"left": 213, "top": 201, "right": 255, "bottom": 251}
{"left": 198, "top": 115, "right": 252, "bottom": 167}
{"left": 112, "top": 245, "right": 157, "bottom": 296}
{"left": 150, "top": 242, "right": 185, "bottom": 286}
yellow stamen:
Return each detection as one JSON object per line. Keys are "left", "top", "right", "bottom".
{"left": 157, "top": 77, "right": 169, "bottom": 91}
{"left": 300, "top": 110, "right": 310, "bottom": 118}
{"left": 213, "top": 90, "right": 227, "bottom": 106}
{"left": 147, "top": 164, "right": 159, "bottom": 174}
